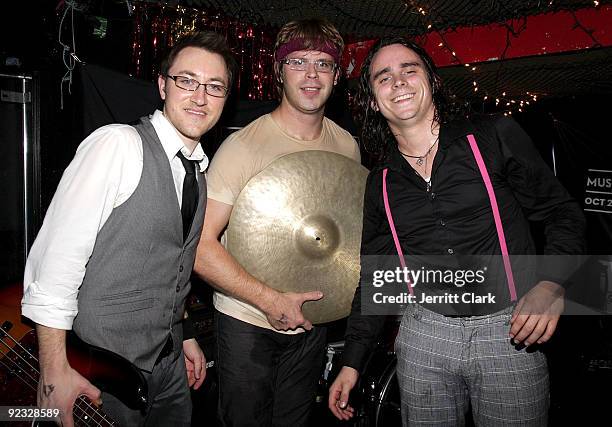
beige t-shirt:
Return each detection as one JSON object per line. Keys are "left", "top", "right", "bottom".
{"left": 207, "top": 113, "right": 361, "bottom": 333}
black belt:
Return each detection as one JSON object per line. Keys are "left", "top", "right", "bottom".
{"left": 155, "top": 335, "right": 174, "bottom": 365}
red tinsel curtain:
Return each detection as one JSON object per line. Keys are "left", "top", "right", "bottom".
{"left": 129, "top": 1, "right": 277, "bottom": 101}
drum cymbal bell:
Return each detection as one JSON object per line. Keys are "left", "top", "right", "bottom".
{"left": 227, "top": 150, "right": 369, "bottom": 324}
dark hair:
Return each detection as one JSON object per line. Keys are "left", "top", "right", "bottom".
{"left": 355, "top": 37, "right": 459, "bottom": 161}
{"left": 160, "top": 31, "right": 238, "bottom": 93}
{"left": 273, "top": 18, "right": 344, "bottom": 99}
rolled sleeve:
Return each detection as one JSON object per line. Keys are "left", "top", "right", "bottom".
{"left": 21, "top": 124, "right": 141, "bottom": 328}
{"left": 21, "top": 281, "right": 78, "bottom": 330}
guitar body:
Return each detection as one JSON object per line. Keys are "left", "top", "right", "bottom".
{"left": 1, "top": 283, "right": 148, "bottom": 426}
{"left": 66, "top": 332, "right": 148, "bottom": 411}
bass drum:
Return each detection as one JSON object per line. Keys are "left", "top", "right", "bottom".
{"left": 359, "top": 348, "right": 402, "bottom": 427}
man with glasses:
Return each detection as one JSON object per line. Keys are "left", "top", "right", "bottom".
{"left": 194, "top": 18, "right": 360, "bottom": 426}
{"left": 22, "top": 31, "right": 236, "bottom": 426}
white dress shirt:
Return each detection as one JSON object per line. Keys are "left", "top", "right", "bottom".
{"left": 21, "top": 110, "right": 208, "bottom": 330}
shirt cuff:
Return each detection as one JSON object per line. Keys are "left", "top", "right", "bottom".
{"left": 536, "top": 255, "right": 581, "bottom": 289}
{"left": 182, "top": 316, "right": 197, "bottom": 341}
{"left": 340, "top": 341, "right": 371, "bottom": 374}
{"left": 21, "top": 283, "right": 78, "bottom": 330}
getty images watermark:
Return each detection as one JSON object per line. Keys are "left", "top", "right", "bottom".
{"left": 360, "top": 254, "right": 611, "bottom": 316}
{"left": 372, "top": 266, "right": 495, "bottom": 305}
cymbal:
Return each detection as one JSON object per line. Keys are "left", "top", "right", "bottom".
{"left": 226, "top": 150, "right": 369, "bottom": 324}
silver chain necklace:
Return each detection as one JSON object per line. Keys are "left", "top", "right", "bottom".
{"left": 398, "top": 137, "right": 439, "bottom": 166}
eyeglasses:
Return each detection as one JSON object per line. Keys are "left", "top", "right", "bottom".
{"left": 166, "top": 75, "right": 229, "bottom": 98}
{"left": 280, "top": 58, "right": 337, "bottom": 73}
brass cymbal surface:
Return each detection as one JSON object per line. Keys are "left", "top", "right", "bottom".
{"left": 227, "top": 150, "right": 369, "bottom": 324}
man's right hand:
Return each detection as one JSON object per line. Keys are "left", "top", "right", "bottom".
{"left": 264, "top": 290, "right": 323, "bottom": 331}
{"left": 38, "top": 363, "right": 101, "bottom": 427}
{"left": 328, "top": 366, "right": 359, "bottom": 420}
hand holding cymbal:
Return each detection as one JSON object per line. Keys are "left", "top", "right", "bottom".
{"left": 264, "top": 290, "right": 324, "bottom": 331}
{"left": 227, "top": 150, "right": 369, "bottom": 324}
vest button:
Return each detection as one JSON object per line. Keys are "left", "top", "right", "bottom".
{"left": 447, "top": 248, "right": 454, "bottom": 254}
{"left": 179, "top": 265, "right": 184, "bottom": 272}
{"left": 176, "top": 285, "right": 180, "bottom": 292}
{"left": 173, "top": 307, "right": 177, "bottom": 313}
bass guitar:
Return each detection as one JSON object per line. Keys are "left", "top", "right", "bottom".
{"left": 0, "top": 283, "right": 148, "bottom": 426}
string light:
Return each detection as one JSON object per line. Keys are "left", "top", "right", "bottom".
{"left": 410, "top": 0, "right": 559, "bottom": 117}
{"left": 131, "top": 0, "right": 585, "bottom": 114}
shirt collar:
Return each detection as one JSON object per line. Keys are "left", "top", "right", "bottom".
{"left": 439, "top": 116, "right": 475, "bottom": 148}
{"left": 149, "top": 109, "right": 209, "bottom": 172}
{"left": 378, "top": 116, "right": 477, "bottom": 172}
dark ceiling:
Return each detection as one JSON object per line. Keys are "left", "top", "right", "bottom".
{"left": 144, "top": 1, "right": 612, "bottom": 102}
{"left": 438, "top": 46, "right": 612, "bottom": 101}
{"left": 160, "top": 0, "right": 606, "bottom": 39}
{"left": 145, "top": 0, "right": 612, "bottom": 103}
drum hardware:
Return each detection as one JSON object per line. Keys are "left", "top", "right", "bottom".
{"left": 226, "top": 150, "right": 369, "bottom": 324}
{"left": 317, "top": 339, "right": 402, "bottom": 426}
{"left": 316, "top": 340, "right": 346, "bottom": 404}
{"left": 323, "top": 341, "right": 345, "bottom": 382}
{"left": 359, "top": 350, "right": 401, "bottom": 427}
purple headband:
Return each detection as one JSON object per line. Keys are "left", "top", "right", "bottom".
{"left": 275, "top": 38, "right": 340, "bottom": 63}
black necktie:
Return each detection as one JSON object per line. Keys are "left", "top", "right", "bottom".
{"left": 176, "top": 150, "right": 199, "bottom": 241}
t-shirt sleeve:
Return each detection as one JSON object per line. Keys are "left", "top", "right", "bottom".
{"left": 351, "top": 136, "right": 362, "bottom": 163}
{"left": 206, "top": 135, "right": 252, "bottom": 206}
{"left": 326, "top": 118, "right": 361, "bottom": 163}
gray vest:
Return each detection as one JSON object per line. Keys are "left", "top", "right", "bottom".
{"left": 73, "top": 116, "right": 206, "bottom": 371}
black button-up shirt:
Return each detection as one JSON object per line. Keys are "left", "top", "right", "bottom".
{"left": 341, "top": 114, "right": 586, "bottom": 372}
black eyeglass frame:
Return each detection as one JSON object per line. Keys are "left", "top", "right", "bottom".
{"left": 165, "top": 75, "right": 229, "bottom": 98}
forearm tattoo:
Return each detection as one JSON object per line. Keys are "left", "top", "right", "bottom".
{"left": 43, "top": 384, "right": 55, "bottom": 397}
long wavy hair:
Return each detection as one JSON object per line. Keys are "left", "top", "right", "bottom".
{"left": 355, "top": 37, "right": 459, "bottom": 162}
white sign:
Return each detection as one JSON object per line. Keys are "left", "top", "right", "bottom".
{"left": 584, "top": 169, "right": 612, "bottom": 214}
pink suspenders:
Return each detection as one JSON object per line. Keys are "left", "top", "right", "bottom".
{"left": 382, "top": 168, "right": 414, "bottom": 296}
{"left": 382, "top": 134, "right": 518, "bottom": 302}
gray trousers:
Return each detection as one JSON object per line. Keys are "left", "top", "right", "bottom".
{"left": 395, "top": 305, "right": 549, "bottom": 426}
{"left": 101, "top": 349, "right": 192, "bottom": 427}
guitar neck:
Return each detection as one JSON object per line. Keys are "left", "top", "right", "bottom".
{"left": 1, "top": 320, "right": 118, "bottom": 426}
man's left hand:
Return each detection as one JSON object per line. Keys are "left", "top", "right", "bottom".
{"left": 183, "top": 338, "right": 206, "bottom": 390}
{"left": 510, "top": 280, "right": 565, "bottom": 346}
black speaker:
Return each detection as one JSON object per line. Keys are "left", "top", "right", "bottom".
{"left": 187, "top": 277, "right": 219, "bottom": 425}
{"left": 0, "top": 72, "right": 41, "bottom": 285}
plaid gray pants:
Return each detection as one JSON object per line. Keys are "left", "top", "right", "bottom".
{"left": 395, "top": 304, "right": 549, "bottom": 426}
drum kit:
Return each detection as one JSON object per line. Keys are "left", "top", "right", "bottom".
{"left": 320, "top": 332, "right": 401, "bottom": 426}
{"left": 226, "top": 150, "right": 402, "bottom": 425}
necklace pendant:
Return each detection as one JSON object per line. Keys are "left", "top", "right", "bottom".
{"left": 416, "top": 157, "right": 424, "bottom": 166}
